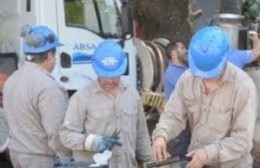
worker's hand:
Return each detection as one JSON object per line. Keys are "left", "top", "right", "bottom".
{"left": 251, "top": 33, "right": 260, "bottom": 60}
{"left": 250, "top": 33, "right": 260, "bottom": 45}
{"left": 186, "top": 148, "right": 208, "bottom": 168}
{"left": 152, "top": 136, "right": 167, "bottom": 162}
{"left": 92, "top": 135, "right": 122, "bottom": 153}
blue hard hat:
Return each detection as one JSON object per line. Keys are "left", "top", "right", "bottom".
{"left": 22, "top": 25, "right": 63, "bottom": 54}
{"left": 188, "top": 26, "right": 231, "bottom": 79}
{"left": 92, "top": 40, "right": 127, "bottom": 77}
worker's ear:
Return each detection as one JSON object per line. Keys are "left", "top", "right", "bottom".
{"left": 45, "top": 51, "right": 55, "bottom": 65}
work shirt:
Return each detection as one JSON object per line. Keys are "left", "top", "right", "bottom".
{"left": 3, "top": 62, "right": 70, "bottom": 157}
{"left": 154, "top": 63, "right": 256, "bottom": 167}
{"left": 60, "top": 80, "right": 153, "bottom": 168}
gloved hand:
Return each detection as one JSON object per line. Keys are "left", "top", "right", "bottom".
{"left": 53, "top": 156, "right": 73, "bottom": 167}
{"left": 92, "top": 135, "right": 122, "bottom": 153}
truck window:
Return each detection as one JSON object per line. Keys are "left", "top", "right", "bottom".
{"left": 64, "top": 0, "right": 122, "bottom": 38}
{"left": 26, "top": 0, "right": 31, "bottom": 12}
{"left": 0, "top": 53, "right": 18, "bottom": 76}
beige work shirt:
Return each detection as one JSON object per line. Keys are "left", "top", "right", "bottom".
{"left": 153, "top": 63, "right": 256, "bottom": 167}
{"left": 3, "top": 62, "right": 70, "bottom": 157}
{"left": 60, "top": 80, "right": 153, "bottom": 168}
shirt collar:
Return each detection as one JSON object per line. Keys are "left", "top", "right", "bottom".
{"left": 219, "top": 62, "right": 235, "bottom": 83}
{"left": 25, "top": 61, "right": 55, "bottom": 80}
{"left": 93, "top": 79, "right": 127, "bottom": 94}
{"left": 169, "top": 62, "right": 188, "bottom": 69}
{"left": 198, "top": 63, "right": 234, "bottom": 95}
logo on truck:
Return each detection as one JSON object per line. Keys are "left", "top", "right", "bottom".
{"left": 72, "top": 43, "right": 96, "bottom": 64}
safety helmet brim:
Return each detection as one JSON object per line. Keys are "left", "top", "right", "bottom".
{"left": 22, "top": 25, "right": 63, "bottom": 54}
{"left": 92, "top": 55, "right": 127, "bottom": 77}
{"left": 23, "top": 42, "right": 63, "bottom": 54}
{"left": 189, "top": 51, "right": 229, "bottom": 79}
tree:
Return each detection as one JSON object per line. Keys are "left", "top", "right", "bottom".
{"left": 133, "top": 0, "right": 192, "bottom": 45}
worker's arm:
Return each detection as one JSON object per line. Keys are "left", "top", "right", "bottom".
{"left": 135, "top": 95, "right": 154, "bottom": 162}
{"left": 228, "top": 34, "right": 260, "bottom": 68}
{"left": 39, "top": 85, "right": 71, "bottom": 156}
{"left": 251, "top": 34, "right": 260, "bottom": 61}
{"left": 152, "top": 73, "right": 188, "bottom": 161}
{"left": 59, "top": 91, "right": 88, "bottom": 151}
{"left": 229, "top": 50, "right": 252, "bottom": 68}
{"left": 153, "top": 74, "right": 187, "bottom": 143}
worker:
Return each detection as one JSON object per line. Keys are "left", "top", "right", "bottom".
{"left": 164, "top": 32, "right": 260, "bottom": 161}
{"left": 165, "top": 33, "right": 260, "bottom": 101}
{"left": 60, "top": 40, "right": 153, "bottom": 167}
{"left": 154, "top": 26, "right": 256, "bottom": 168}
{"left": 3, "top": 25, "right": 71, "bottom": 168}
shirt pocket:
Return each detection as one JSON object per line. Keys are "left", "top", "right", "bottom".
{"left": 85, "top": 109, "right": 111, "bottom": 133}
{"left": 209, "top": 107, "right": 233, "bottom": 133}
{"left": 121, "top": 107, "right": 138, "bottom": 134}
{"left": 88, "top": 107, "right": 110, "bottom": 120}
{"left": 184, "top": 98, "right": 201, "bottom": 126}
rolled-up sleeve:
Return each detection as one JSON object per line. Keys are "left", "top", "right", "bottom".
{"left": 152, "top": 77, "right": 187, "bottom": 143}
{"left": 135, "top": 99, "right": 153, "bottom": 162}
{"left": 39, "top": 85, "right": 71, "bottom": 156}
{"left": 60, "top": 93, "right": 88, "bottom": 151}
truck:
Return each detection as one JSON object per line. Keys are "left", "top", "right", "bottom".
{"left": 0, "top": 0, "right": 169, "bottom": 97}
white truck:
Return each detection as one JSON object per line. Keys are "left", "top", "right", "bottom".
{"left": 0, "top": 0, "right": 168, "bottom": 97}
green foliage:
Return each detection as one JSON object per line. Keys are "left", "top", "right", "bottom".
{"left": 243, "top": 0, "right": 260, "bottom": 20}
{"left": 64, "top": 0, "right": 84, "bottom": 25}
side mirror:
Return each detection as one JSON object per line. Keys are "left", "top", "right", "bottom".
{"left": 60, "top": 52, "right": 71, "bottom": 68}
{"left": 120, "top": 0, "right": 133, "bottom": 38}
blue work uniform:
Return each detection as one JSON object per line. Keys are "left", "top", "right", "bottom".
{"left": 164, "top": 63, "right": 188, "bottom": 101}
{"left": 164, "top": 50, "right": 253, "bottom": 158}
{"left": 229, "top": 50, "right": 252, "bottom": 68}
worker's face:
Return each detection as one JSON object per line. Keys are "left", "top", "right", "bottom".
{"left": 47, "top": 50, "right": 57, "bottom": 72}
{"left": 98, "top": 77, "right": 120, "bottom": 93}
{"left": 175, "top": 42, "right": 187, "bottom": 63}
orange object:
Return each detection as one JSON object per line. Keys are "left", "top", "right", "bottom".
{"left": 0, "top": 73, "right": 8, "bottom": 90}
